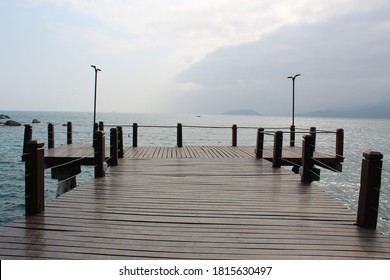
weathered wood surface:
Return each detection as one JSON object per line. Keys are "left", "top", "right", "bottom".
{"left": 44, "top": 143, "right": 97, "bottom": 166}
{"left": 43, "top": 143, "right": 335, "bottom": 160}
{"left": 1, "top": 153, "right": 389, "bottom": 259}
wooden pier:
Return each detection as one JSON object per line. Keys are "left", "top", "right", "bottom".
{"left": 0, "top": 124, "right": 389, "bottom": 259}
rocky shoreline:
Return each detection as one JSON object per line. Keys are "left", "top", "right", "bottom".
{"left": 0, "top": 113, "right": 41, "bottom": 126}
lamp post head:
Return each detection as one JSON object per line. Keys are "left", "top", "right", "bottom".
{"left": 287, "top": 74, "right": 301, "bottom": 80}
{"left": 91, "top": 65, "right": 101, "bottom": 72}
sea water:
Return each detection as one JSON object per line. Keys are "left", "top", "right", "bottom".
{"left": 1, "top": 111, "right": 389, "bottom": 236}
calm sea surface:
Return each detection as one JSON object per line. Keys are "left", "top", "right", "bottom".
{"left": 1, "top": 111, "right": 389, "bottom": 235}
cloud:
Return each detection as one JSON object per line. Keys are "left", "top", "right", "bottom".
{"left": 29, "top": 0, "right": 384, "bottom": 67}
{"left": 176, "top": 82, "right": 203, "bottom": 92}
{"left": 169, "top": 5, "right": 390, "bottom": 115}
{"left": 10, "top": 0, "right": 390, "bottom": 114}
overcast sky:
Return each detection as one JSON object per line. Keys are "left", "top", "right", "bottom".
{"left": 1, "top": 0, "right": 390, "bottom": 115}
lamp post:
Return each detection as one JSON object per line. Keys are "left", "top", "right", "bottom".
{"left": 91, "top": 65, "right": 101, "bottom": 135}
{"left": 287, "top": 74, "right": 300, "bottom": 147}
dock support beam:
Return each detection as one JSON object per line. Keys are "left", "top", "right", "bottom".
{"left": 255, "top": 128, "right": 264, "bottom": 159}
{"left": 273, "top": 131, "right": 283, "bottom": 168}
{"left": 301, "top": 135, "right": 320, "bottom": 182}
{"left": 356, "top": 151, "right": 383, "bottom": 229}
{"left": 51, "top": 163, "right": 80, "bottom": 197}
{"left": 232, "top": 124, "right": 237, "bottom": 147}
{"left": 25, "top": 140, "right": 45, "bottom": 215}
{"left": 177, "top": 123, "right": 183, "bottom": 147}
{"left": 94, "top": 131, "right": 106, "bottom": 178}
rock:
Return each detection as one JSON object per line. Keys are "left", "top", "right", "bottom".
{"left": 32, "top": 119, "right": 41, "bottom": 124}
{"left": 4, "top": 120, "right": 22, "bottom": 126}
{"left": 0, "top": 114, "right": 11, "bottom": 119}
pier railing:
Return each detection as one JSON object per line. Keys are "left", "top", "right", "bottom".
{"left": 24, "top": 122, "right": 345, "bottom": 178}
{"left": 21, "top": 121, "right": 385, "bottom": 230}
{"left": 102, "top": 122, "right": 344, "bottom": 150}
{"left": 254, "top": 127, "right": 344, "bottom": 172}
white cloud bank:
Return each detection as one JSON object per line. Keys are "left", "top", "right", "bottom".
{"left": 2, "top": 0, "right": 388, "bottom": 113}
{"left": 29, "top": 0, "right": 381, "bottom": 69}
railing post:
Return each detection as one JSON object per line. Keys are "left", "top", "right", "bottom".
{"left": 255, "top": 128, "right": 265, "bottom": 159}
{"left": 99, "top": 121, "right": 104, "bottom": 131}
{"left": 177, "top": 123, "right": 183, "bottom": 147}
{"left": 93, "top": 123, "right": 98, "bottom": 146}
{"left": 23, "top": 124, "right": 33, "bottom": 157}
{"left": 25, "top": 140, "right": 45, "bottom": 215}
{"left": 94, "top": 122, "right": 98, "bottom": 133}
{"left": 110, "top": 128, "right": 118, "bottom": 166}
{"left": 133, "top": 123, "right": 138, "bottom": 147}
{"left": 94, "top": 131, "right": 105, "bottom": 178}
{"left": 67, "top": 121, "right": 72, "bottom": 144}
{"left": 232, "top": 124, "right": 237, "bottom": 147}
{"left": 336, "top": 128, "right": 344, "bottom": 164}
{"left": 117, "top": 126, "right": 124, "bottom": 158}
{"left": 301, "top": 135, "right": 320, "bottom": 182}
{"left": 310, "top": 127, "right": 316, "bottom": 151}
{"left": 273, "top": 131, "right": 283, "bottom": 168}
{"left": 48, "top": 123, "right": 55, "bottom": 149}
{"left": 356, "top": 151, "right": 383, "bottom": 229}
{"left": 290, "top": 125, "right": 295, "bottom": 147}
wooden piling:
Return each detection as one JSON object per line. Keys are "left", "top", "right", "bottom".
{"left": 48, "top": 123, "right": 55, "bottom": 149}
{"left": 117, "top": 126, "right": 124, "bottom": 158}
{"left": 356, "top": 151, "right": 383, "bottom": 229}
{"left": 177, "top": 123, "right": 183, "bottom": 148}
{"left": 110, "top": 128, "right": 118, "bottom": 166}
{"left": 272, "top": 131, "right": 283, "bottom": 168}
{"left": 310, "top": 127, "right": 316, "bottom": 151}
{"left": 133, "top": 123, "right": 138, "bottom": 147}
{"left": 232, "top": 124, "right": 237, "bottom": 147}
{"left": 336, "top": 128, "right": 344, "bottom": 164}
{"left": 94, "top": 131, "right": 105, "bottom": 178}
{"left": 23, "top": 124, "right": 33, "bottom": 157}
{"left": 67, "top": 122, "right": 72, "bottom": 144}
{"left": 99, "top": 121, "right": 104, "bottom": 131}
{"left": 301, "top": 135, "right": 320, "bottom": 182}
{"left": 25, "top": 140, "right": 45, "bottom": 215}
{"left": 290, "top": 125, "right": 295, "bottom": 147}
{"left": 255, "top": 128, "right": 264, "bottom": 159}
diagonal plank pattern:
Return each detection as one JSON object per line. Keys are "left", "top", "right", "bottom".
{"left": 1, "top": 149, "right": 390, "bottom": 259}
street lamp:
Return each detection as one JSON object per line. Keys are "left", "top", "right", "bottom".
{"left": 287, "top": 74, "right": 301, "bottom": 147}
{"left": 91, "top": 65, "right": 101, "bottom": 135}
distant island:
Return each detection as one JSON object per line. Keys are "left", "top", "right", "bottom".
{"left": 298, "top": 100, "right": 390, "bottom": 119}
{"left": 222, "top": 109, "right": 262, "bottom": 116}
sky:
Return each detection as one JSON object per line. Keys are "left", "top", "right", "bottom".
{"left": 1, "top": 0, "right": 390, "bottom": 115}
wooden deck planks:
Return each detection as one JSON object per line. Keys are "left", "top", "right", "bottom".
{"left": 42, "top": 144, "right": 336, "bottom": 164}
{"left": 1, "top": 155, "right": 389, "bottom": 259}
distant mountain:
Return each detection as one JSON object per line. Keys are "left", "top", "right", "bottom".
{"left": 222, "top": 109, "right": 262, "bottom": 116}
{"left": 299, "top": 100, "right": 390, "bottom": 119}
